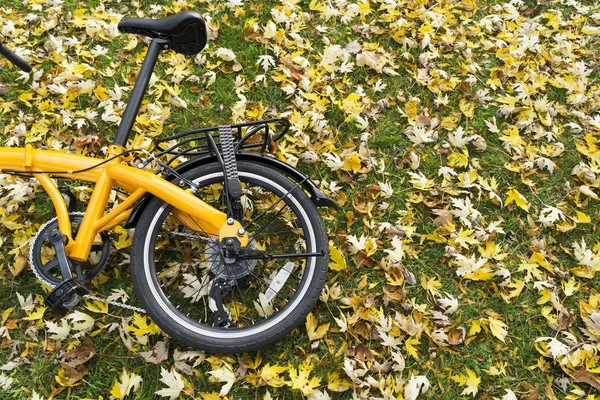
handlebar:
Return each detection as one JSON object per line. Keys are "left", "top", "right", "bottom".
{"left": 0, "top": 43, "right": 32, "bottom": 73}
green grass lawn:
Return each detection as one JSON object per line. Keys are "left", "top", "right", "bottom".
{"left": 1, "top": 0, "right": 600, "bottom": 398}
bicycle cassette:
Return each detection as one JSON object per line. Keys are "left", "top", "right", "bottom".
{"left": 30, "top": 212, "right": 111, "bottom": 287}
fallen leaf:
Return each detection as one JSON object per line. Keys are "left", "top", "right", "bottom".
{"left": 138, "top": 339, "right": 169, "bottom": 364}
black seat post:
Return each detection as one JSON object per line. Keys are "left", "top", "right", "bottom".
{"left": 113, "top": 38, "right": 167, "bottom": 148}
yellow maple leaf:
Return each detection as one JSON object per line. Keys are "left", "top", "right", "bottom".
{"left": 71, "top": 9, "right": 87, "bottom": 28}
{"left": 574, "top": 211, "right": 591, "bottom": 223}
{"left": 529, "top": 252, "right": 553, "bottom": 272}
{"left": 459, "top": 99, "right": 474, "bottom": 118}
{"left": 505, "top": 279, "right": 524, "bottom": 299}
{"left": 124, "top": 37, "right": 138, "bottom": 51}
{"left": 499, "top": 126, "right": 524, "bottom": 148}
{"left": 113, "top": 226, "right": 133, "bottom": 250}
{"left": 289, "top": 360, "right": 321, "bottom": 396}
{"left": 543, "top": 12, "right": 561, "bottom": 30}
{"left": 9, "top": 254, "right": 27, "bottom": 276}
{"left": 404, "top": 337, "right": 421, "bottom": 359}
{"left": 110, "top": 368, "right": 142, "bottom": 399}
{"left": 487, "top": 316, "right": 508, "bottom": 343}
{"left": 309, "top": 0, "right": 327, "bottom": 11}
{"left": 364, "top": 237, "right": 377, "bottom": 256}
{"left": 1, "top": 307, "right": 14, "bottom": 325}
{"left": 451, "top": 368, "right": 480, "bottom": 397}
{"left": 259, "top": 364, "right": 288, "bottom": 388}
{"left": 421, "top": 275, "right": 442, "bottom": 296}
{"left": 448, "top": 151, "right": 469, "bottom": 168}
{"left": 587, "top": 356, "right": 600, "bottom": 373}
{"left": 38, "top": 100, "right": 55, "bottom": 114}
{"left": 562, "top": 277, "right": 580, "bottom": 297}
{"left": 18, "top": 91, "right": 37, "bottom": 107}
{"left": 23, "top": 306, "right": 46, "bottom": 321}
{"left": 329, "top": 245, "right": 347, "bottom": 271}
{"left": 126, "top": 313, "right": 162, "bottom": 336}
{"left": 465, "top": 268, "right": 496, "bottom": 281}
{"left": 327, "top": 371, "right": 351, "bottom": 392}
{"left": 55, "top": 366, "right": 87, "bottom": 387}
{"left": 387, "top": 267, "right": 405, "bottom": 286}
{"left": 463, "top": 368, "right": 481, "bottom": 396}
{"left": 537, "top": 289, "right": 553, "bottom": 305}
{"left": 341, "top": 153, "right": 362, "bottom": 173}
{"left": 479, "top": 241, "right": 497, "bottom": 259}
{"left": 469, "top": 320, "right": 481, "bottom": 336}
{"left": 504, "top": 189, "right": 529, "bottom": 211}
{"left": 340, "top": 93, "right": 365, "bottom": 115}
{"left": 305, "top": 312, "right": 330, "bottom": 341}
{"left": 94, "top": 85, "right": 109, "bottom": 101}
{"left": 1, "top": 213, "right": 25, "bottom": 231}
{"left": 455, "top": 229, "right": 479, "bottom": 249}
{"left": 110, "top": 381, "right": 123, "bottom": 399}
{"left": 85, "top": 299, "right": 108, "bottom": 314}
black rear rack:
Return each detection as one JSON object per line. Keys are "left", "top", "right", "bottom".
{"left": 153, "top": 118, "right": 290, "bottom": 165}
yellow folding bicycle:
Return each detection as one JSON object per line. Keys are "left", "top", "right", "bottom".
{"left": 0, "top": 11, "right": 334, "bottom": 353}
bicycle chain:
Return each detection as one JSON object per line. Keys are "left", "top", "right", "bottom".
{"left": 162, "top": 231, "right": 213, "bottom": 243}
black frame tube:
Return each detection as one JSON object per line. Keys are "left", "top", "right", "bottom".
{"left": 113, "top": 38, "right": 166, "bottom": 147}
{"left": 0, "top": 43, "right": 32, "bottom": 72}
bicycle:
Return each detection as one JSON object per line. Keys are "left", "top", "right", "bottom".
{"left": 0, "top": 11, "right": 335, "bottom": 353}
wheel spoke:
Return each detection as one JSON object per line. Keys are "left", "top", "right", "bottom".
{"left": 246, "top": 204, "right": 293, "bottom": 248}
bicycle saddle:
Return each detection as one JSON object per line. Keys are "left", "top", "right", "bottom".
{"left": 118, "top": 11, "right": 207, "bottom": 55}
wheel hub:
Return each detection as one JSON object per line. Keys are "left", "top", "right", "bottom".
{"left": 205, "top": 241, "right": 257, "bottom": 279}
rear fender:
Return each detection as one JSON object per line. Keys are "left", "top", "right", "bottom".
{"left": 124, "top": 152, "right": 338, "bottom": 228}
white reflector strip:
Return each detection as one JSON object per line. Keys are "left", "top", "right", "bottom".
{"left": 264, "top": 262, "right": 295, "bottom": 302}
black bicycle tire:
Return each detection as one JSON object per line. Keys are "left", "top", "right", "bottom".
{"left": 130, "top": 161, "right": 328, "bottom": 353}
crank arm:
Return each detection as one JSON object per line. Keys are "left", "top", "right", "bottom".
{"left": 49, "top": 229, "right": 74, "bottom": 280}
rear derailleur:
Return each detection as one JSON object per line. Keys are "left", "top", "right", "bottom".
{"left": 208, "top": 278, "right": 234, "bottom": 327}
{"left": 208, "top": 275, "right": 252, "bottom": 328}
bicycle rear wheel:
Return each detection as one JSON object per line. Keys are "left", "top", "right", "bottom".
{"left": 130, "top": 161, "right": 328, "bottom": 353}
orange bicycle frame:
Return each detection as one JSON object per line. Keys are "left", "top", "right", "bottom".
{"left": 0, "top": 144, "right": 247, "bottom": 262}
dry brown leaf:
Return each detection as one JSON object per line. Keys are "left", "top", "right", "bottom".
{"left": 448, "top": 327, "right": 466, "bottom": 346}
{"left": 58, "top": 345, "right": 95, "bottom": 368}
{"left": 432, "top": 209, "right": 453, "bottom": 227}
{"left": 569, "top": 369, "right": 600, "bottom": 391}
{"left": 347, "top": 344, "right": 374, "bottom": 362}
{"left": 138, "top": 339, "right": 169, "bottom": 364}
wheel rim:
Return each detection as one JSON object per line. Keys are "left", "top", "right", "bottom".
{"left": 142, "top": 170, "right": 320, "bottom": 338}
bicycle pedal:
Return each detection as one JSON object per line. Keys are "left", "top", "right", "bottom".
{"left": 45, "top": 279, "right": 89, "bottom": 316}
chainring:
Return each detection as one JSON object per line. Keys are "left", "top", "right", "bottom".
{"left": 30, "top": 212, "right": 111, "bottom": 287}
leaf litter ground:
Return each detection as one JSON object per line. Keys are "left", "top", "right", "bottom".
{"left": 0, "top": 0, "right": 600, "bottom": 398}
